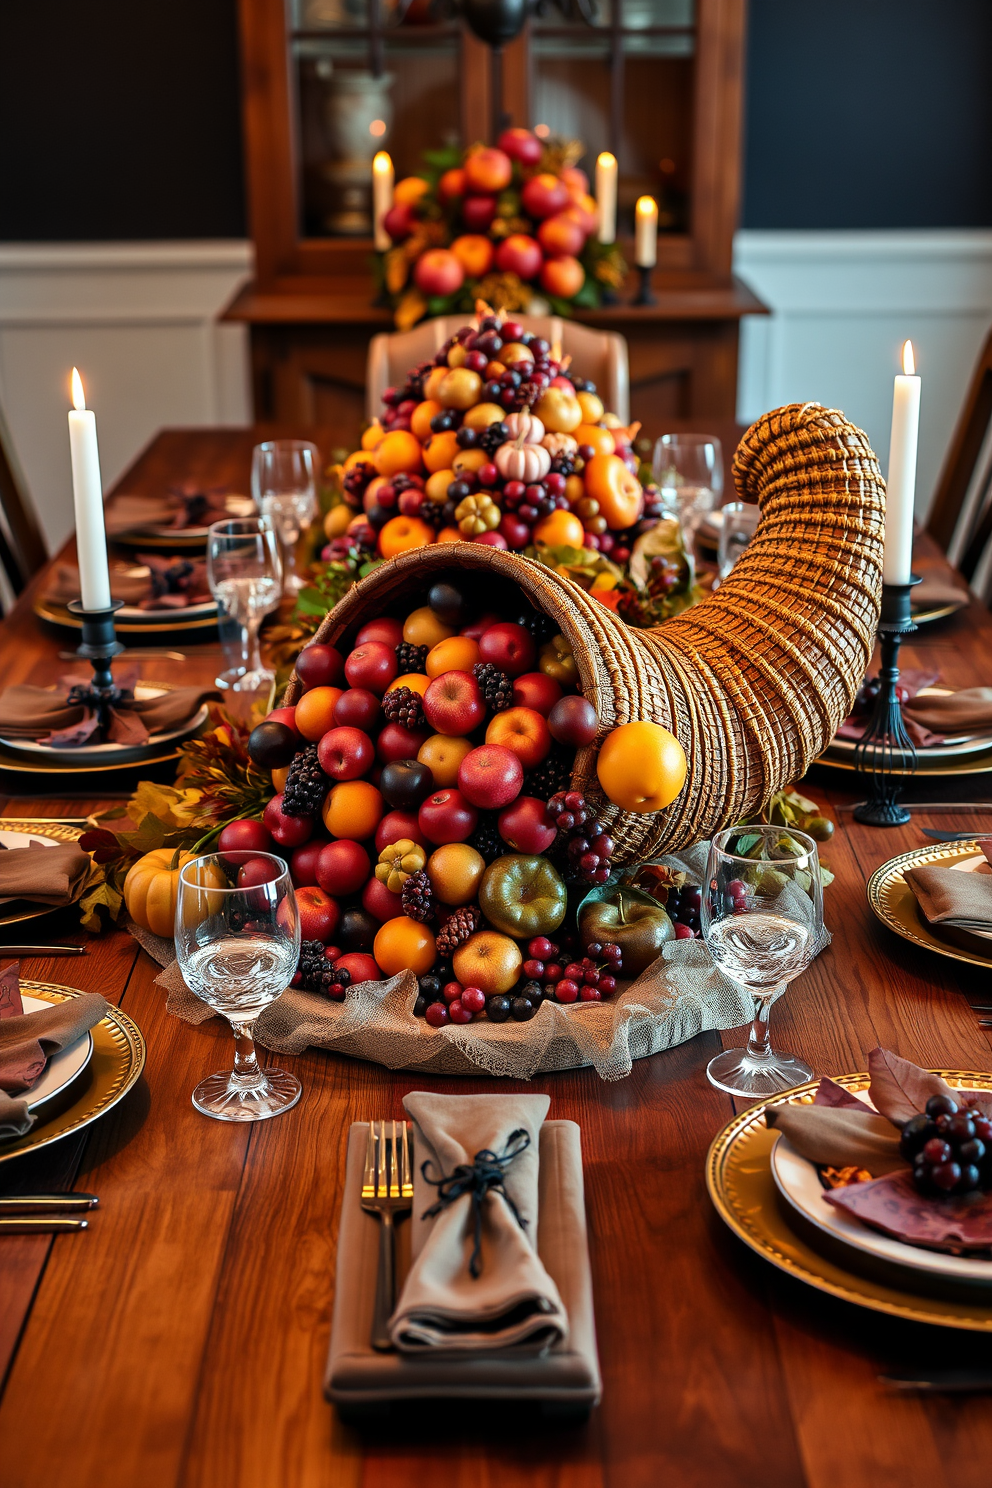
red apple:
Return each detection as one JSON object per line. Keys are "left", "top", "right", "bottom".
{"left": 217, "top": 819, "right": 274, "bottom": 854}
{"left": 265, "top": 706, "right": 302, "bottom": 741}
{"left": 383, "top": 202, "right": 414, "bottom": 240}
{"left": 377, "top": 721, "right": 431, "bottom": 764}
{"left": 333, "top": 687, "right": 381, "bottom": 733}
{"left": 375, "top": 809, "right": 430, "bottom": 853}
{"left": 521, "top": 173, "right": 571, "bottom": 220}
{"left": 289, "top": 837, "right": 329, "bottom": 887}
{"left": 457, "top": 744, "right": 524, "bottom": 809}
{"left": 537, "top": 213, "right": 585, "bottom": 258}
{"left": 512, "top": 671, "right": 563, "bottom": 717}
{"left": 478, "top": 622, "right": 536, "bottom": 678}
{"left": 418, "top": 788, "right": 479, "bottom": 845}
{"left": 498, "top": 127, "right": 543, "bottom": 167}
{"left": 236, "top": 856, "right": 281, "bottom": 888}
{"left": 357, "top": 618, "right": 403, "bottom": 648}
{"left": 423, "top": 671, "right": 485, "bottom": 736}
{"left": 296, "top": 643, "right": 345, "bottom": 690}
{"left": 263, "top": 794, "right": 313, "bottom": 848}
{"left": 460, "top": 611, "right": 501, "bottom": 640}
{"left": 495, "top": 234, "right": 542, "bottom": 281}
{"left": 485, "top": 706, "right": 552, "bottom": 769}
{"left": 472, "top": 531, "right": 507, "bottom": 548}
{"left": 464, "top": 146, "right": 513, "bottom": 193}
{"left": 362, "top": 875, "right": 404, "bottom": 923}
{"left": 317, "top": 726, "right": 375, "bottom": 781}
{"left": 334, "top": 952, "right": 381, "bottom": 986}
{"left": 293, "top": 885, "right": 340, "bottom": 943}
{"left": 316, "top": 839, "right": 371, "bottom": 897}
{"left": 461, "top": 195, "right": 497, "bottom": 232}
{"left": 497, "top": 796, "right": 558, "bottom": 854}
{"left": 345, "top": 640, "right": 398, "bottom": 695}
{"left": 499, "top": 514, "right": 531, "bottom": 550}
{"left": 414, "top": 249, "right": 464, "bottom": 297}
{"left": 548, "top": 694, "right": 598, "bottom": 747}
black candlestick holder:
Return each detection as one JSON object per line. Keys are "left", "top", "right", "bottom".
{"left": 67, "top": 599, "right": 126, "bottom": 736}
{"left": 852, "top": 576, "right": 921, "bottom": 826}
{"left": 633, "top": 264, "right": 656, "bottom": 306}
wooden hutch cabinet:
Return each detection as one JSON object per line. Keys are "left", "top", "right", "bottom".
{"left": 226, "top": 0, "right": 763, "bottom": 446}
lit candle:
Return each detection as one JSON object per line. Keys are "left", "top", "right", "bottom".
{"left": 68, "top": 368, "right": 111, "bottom": 611}
{"left": 635, "top": 196, "right": 658, "bottom": 269}
{"left": 596, "top": 152, "right": 617, "bottom": 244}
{"left": 372, "top": 151, "right": 394, "bottom": 253}
{"left": 882, "top": 340, "right": 921, "bottom": 586}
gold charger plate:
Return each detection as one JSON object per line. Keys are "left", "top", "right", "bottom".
{"left": 0, "top": 820, "right": 83, "bottom": 929}
{"left": 706, "top": 1070, "right": 992, "bottom": 1331}
{"left": 867, "top": 839, "right": 992, "bottom": 969}
{"left": 34, "top": 596, "right": 219, "bottom": 637}
{"left": 0, "top": 739, "right": 181, "bottom": 780}
{"left": 815, "top": 742, "right": 992, "bottom": 776}
{"left": 0, "top": 981, "right": 145, "bottom": 1165}
{"left": 912, "top": 600, "right": 968, "bottom": 625}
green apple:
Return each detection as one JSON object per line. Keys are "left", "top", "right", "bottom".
{"left": 479, "top": 854, "right": 567, "bottom": 938}
{"left": 579, "top": 892, "right": 673, "bottom": 977}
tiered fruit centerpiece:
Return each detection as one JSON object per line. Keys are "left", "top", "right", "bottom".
{"left": 238, "top": 575, "right": 687, "bottom": 1029}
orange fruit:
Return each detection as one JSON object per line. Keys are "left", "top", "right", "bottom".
{"left": 417, "top": 733, "right": 473, "bottom": 788}
{"left": 322, "top": 780, "right": 385, "bottom": 840}
{"left": 394, "top": 175, "right": 430, "bottom": 206}
{"left": 361, "top": 421, "right": 385, "bottom": 452}
{"left": 425, "top": 636, "right": 481, "bottom": 678}
{"left": 573, "top": 424, "right": 615, "bottom": 456}
{"left": 411, "top": 400, "right": 442, "bottom": 442}
{"left": 379, "top": 515, "right": 434, "bottom": 558}
{"left": 373, "top": 430, "right": 423, "bottom": 478}
{"left": 452, "top": 449, "right": 488, "bottom": 475}
{"left": 438, "top": 527, "right": 463, "bottom": 544}
{"left": 423, "top": 366, "right": 447, "bottom": 402}
{"left": 427, "top": 844, "right": 486, "bottom": 905}
{"left": 374, "top": 915, "right": 436, "bottom": 976}
{"left": 577, "top": 391, "right": 605, "bottom": 423}
{"left": 386, "top": 671, "right": 430, "bottom": 698}
{"left": 344, "top": 449, "right": 376, "bottom": 474}
{"left": 403, "top": 606, "right": 456, "bottom": 649}
{"left": 596, "top": 721, "right": 687, "bottom": 813}
{"left": 425, "top": 468, "right": 457, "bottom": 503}
{"left": 452, "top": 931, "right": 522, "bottom": 995}
{"left": 437, "top": 369, "right": 482, "bottom": 410}
{"left": 533, "top": 509, "right": 586, "bottom": 548}
{"left": 271, "top": 765, "right": 290, "bottom": 793}
{"left": 423, "top": 430, "right": 461, "bottom": 473}
{"left": 295, "top": 686, "right": 344, "bottom": 742}
{"left": 451, "top": 234, "right": 495, "bottom": 278}
{"left": 463, "top": 402, "right": 506, "bottom": 431}
{"left": 583, "top": 453, "right": 644, "bottom": 530}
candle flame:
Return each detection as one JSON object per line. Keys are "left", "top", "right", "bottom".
{"left": 902, "top": 340, "right": 916, "bottom": 376}
{"left": 597, "top": 152, "right": 617, "bottom": 170}
{"left": 70, "top": 367, "right": 86, "bottom": 411}
{"left": 372, "top": 150, "right": 392, "bottom": 175}
{"left": 636, "top": 196, "right": 658, "bottom": 219}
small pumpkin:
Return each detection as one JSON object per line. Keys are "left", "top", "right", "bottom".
{"left": 123, "top": 847, "right": 224, "bottom": 938}
{"left": 542, "top": 432, "right": 578, "bottom": 457}
{"left": 504, "top": 411, "right": 545, "bottom": 444}
{"left": 494, "top": 422, "right": 552, "bottom": 484}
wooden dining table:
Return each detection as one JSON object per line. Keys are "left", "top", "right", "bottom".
{"left": 2, "top": 426, "right": 992, "bottom": 1488}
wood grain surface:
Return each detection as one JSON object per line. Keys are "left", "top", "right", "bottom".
{"left": 1, "top": 429, "right": 991, "bottom": 1488}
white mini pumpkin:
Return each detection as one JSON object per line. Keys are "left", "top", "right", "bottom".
{"left": 504, "top": 411, "right": 545, "bottom": 444}
{"left": 494, "top": 440, "right": 552, "bottom": 484}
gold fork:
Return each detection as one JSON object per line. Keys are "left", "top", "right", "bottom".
{"left": 361, "top": 1119, "right": 413, "bottom": 1351}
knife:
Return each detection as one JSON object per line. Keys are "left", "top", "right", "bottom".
{"left": 879, "top": 1370, "right": 992, "bottom": 1394}
{"left": 0, "top": 1194, "right": 98, "bottom": 1213}
{"left": 922, "top": 829, "right": 992, "bottom": 842}
{"left": 0, "top": 946, "right": 88, "bottom": 956}
{"left": 0, "top": 1217, "right": 88, "bottom": 1234}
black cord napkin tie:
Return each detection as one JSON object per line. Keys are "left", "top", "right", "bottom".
{"left": 421, "top": 1128, "right": 531, "bottom": 1279}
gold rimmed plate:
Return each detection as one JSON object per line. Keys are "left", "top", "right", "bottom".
{"left": 0, "top": 740, "right": 182, "bottom": 781}
{"left": 0, "top": 981, "right": 145, "bottom": 1164}
{"left": 34, "top": 596, "right": 219, "bottom": 637}
{"left": 815, "top": 743, "right": 992, "bottom": 777}
{"left": 0, "top": 820, "right": 84, "bottom": 929}
{"left": 707, "top": 1071, "right": 992, "bottom": 1331}
{"left": 867, "top": 840, "right": 992, "bottom": 969}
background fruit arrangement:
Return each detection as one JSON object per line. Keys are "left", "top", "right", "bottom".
{"left": 377, "top": 128, "right": 625, "bottom": 328}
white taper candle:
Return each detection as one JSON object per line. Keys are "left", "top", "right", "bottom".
{"left": 596, "top": 152, "right": 617, "bottom": 244}
{"left": 68, "top": 368, "right": 111, "bottom": 611}
{"left": 882, "top": 340, "right": 921, "bottom": 586}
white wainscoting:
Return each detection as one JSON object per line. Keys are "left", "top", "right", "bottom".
{"left": 734, "top": 229, "right": 992, "bottom": 519}
{"left": 0, "top": 241, "right": 254, "bottom": 553}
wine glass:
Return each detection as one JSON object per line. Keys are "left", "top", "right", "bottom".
{"left": 701, "top": 825, "right": 823, "bottom": 1099}
{"left": 251, "top": 439, "right": 319, "bottom": 596}
{"left": 652, "top": 433, "right": 724, "bottom": 549}
{"left": 175, "top": 851, "right": 302, "bottom": 1121}
{"left": 206, "top": 517, "right": 281, "bottom": 694}
{"left": 717, "top": 501, "right": 760, "bottom": 580}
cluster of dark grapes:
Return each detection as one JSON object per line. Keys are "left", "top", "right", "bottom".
{"left": 545, "top": 791, "right": 614, "bottom": 885}
{"left": 293, "top": 941, "right": 352, "bottom": 1001}
{"left": 900, "top": 1093, "right": 992, "bottom": 1196}
{"left": 522, "top": 937, "right": 623, "bottom": 1004}
{"left": 663, "top": 883, "right": 703, "bottom": 939}
{"left": 412, "top": 933, "right": 623, "bottom": 1025}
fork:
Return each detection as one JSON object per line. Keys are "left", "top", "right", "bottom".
{"left": 362, "top": 1120, "right": 413, "bottom": 1351}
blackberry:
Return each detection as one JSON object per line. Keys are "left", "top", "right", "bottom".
{"left": 550, "top": 453, "right": 576, "bottom": 477}
{"left": 396, "top": 640, "right": 428, "bottom": 674}
{"left": 282, "top": 744, "right": 329, "bottom": 818}
{"left": 401, "top": 869, "right": 434, "bottom": 923}
{"left": 383, "top": 685, "right": 425, "bottom": 730}
{"left": 513, "top": 608, "right": 558, "bottom": 646}
{"left": 515, "top": 381, "right": 543, "bottom": 411}
{"left": 473, "top": 662, "right": 513, "bottom": 712}
{"left": 524, "top": 747, "right": 572, "bottom": 800}
{"left": 418, "top": 499, "right": 448, "bottom": 532}
{"left": 296, "top": 941, "right": 351, "bottom": 997}
{"left": 479, "top": 421, "right": 510, "bottom": 455}
{"left": 469, "top": 816, "right": 503, "bottom": 864}
{"left": 436, "top": 905, "right": 482, "bottom": 957}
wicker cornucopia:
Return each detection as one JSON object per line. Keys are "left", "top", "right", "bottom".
{"left": 286, "top": 403, "right": 885, "bottom": 862}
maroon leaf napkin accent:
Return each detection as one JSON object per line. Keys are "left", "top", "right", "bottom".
{"left": 825, "top": 1171, "right": 992, "bottom": 1254}
{"left": 44, "top": 556, "right": 210, "bottom": 611}
{"left": 103, "top": 483, "right": 232, "bottom": 536}
{"left": 865, "top": 1046, "right": 955, "bottom": 1124}
{"left": 835, "top": 669, "right": 942, "bottom": 746}
{"left": 0, "top": 964, "right": 24, "bottom": 1018}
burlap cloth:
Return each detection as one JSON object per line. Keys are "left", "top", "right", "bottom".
{"left": 139, "top": 844, "right": 827, "bottom": 1082}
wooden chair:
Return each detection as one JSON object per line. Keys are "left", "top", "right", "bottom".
{"left": 0, "top": 399, "right": 47, "bottom": 603}
{"left": 367, "top": 314, "right": 630, "bottom": 425}
{"left": 927, "top": 325, "right": 992, "bottom": 595}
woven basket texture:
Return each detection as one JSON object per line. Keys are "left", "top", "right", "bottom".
{"left": 285, "top": 403, "right": 885, "bottom": 863}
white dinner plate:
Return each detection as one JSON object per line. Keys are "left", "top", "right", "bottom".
{"left": 18, "top": 992, "right": 94, "bottom": 1114}
{"left": 0, "top": 685, "right": 209, "bottom": 766}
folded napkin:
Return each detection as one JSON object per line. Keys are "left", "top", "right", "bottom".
{"left": 389, "top": 1092, "right": 568, "bottom": 1355}
{"left": 912, "top": 573, "right": 970, "bottom": 611}
{"left": 44, "top": 557, "right": 211, "bottom": 610}
{"left": 103, "top": 484, "right": 234, "bottom": 535}
{"left": 325, "top": 1118, "right": 601, "bottom": 1407}
{"left": 838, "top": 667, "right": 992, "bottom": 748}
{"left": 0, "top": 841, "right": 90, "bottom": 909}
{"left": 905, "top": 862, "right": 992, "bottom": 933}
{"left": 0, "top": 979, "right": 109, "bottom": 1138}
{"left": 0, "top": 673, "right": 218, "bottom": 747}
{"left": 767, "top": 1048, "right": 992, "bottom": 1254}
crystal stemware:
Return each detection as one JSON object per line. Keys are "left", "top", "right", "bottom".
{"left": 701, "top": 825, "right": 823, "bottom": 1098}
{"left": 652, "top": 433, "right": 724, "bottom": 549}
{"left": 251, "top": 439, "right": 319, "bottom": 596}
{"left": 206, "top": 517, "right": 281, "bottom": 694}
{"left": 717, "top": 500, "right": 760, "bottom": 580}
{"left": 175, "top": 852, "right": 302, "bottom": 1122}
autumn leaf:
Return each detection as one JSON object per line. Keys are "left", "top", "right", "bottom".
{"left": 867, "top": 1047, "right": 955, "bottom": 1127}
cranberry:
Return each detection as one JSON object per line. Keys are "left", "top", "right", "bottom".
{"left": 545, "top": 472, "right": 566, "bottom": 495}
{"left": 528, "top": 936, "right": 556, "bottom": 959}
{"left": 923, "top": 1138, "right": 952, "bottom": 1164}
{"left": 442, "top": 980, "right": 464, "bottom": 1003}
{"left": 464, "top": 351, "right": 488, "bottom": 374}
{"left": 329, "top": 983, "right": 346, "bottom": 1000}
{"left": 518, "top": 504, "right": 539, "bottom": 524}
{"left": 579, "top": 985, "right": 602, "bottom": 1001}
{"left": 425, "top": 1002, "right": 449, "bottom": 1027}
{"left": 599, "top": 975, "right": 616, "bottom": 995}
{"left": 579, "top": 852, "right": 600, "bottom": 875}
{"left": 555, "top": 979, "right": 579, "bottom": 1003}
{"left": 398, "top": 489, "right": 424, "bottom": 516}
{"left": 448, "top": 998, "right": 473, "bottom": 1024}
{"left": 461, "top": 986, "right": 486, "bottom": 1014}
{"left": 564, "top": 962, "right": 585, "bottom": 982}
{"left": 478, "top": 463, "right": 499, "bottom": 487}
{"left": 931, "top": 1161, "right": 962, "bottom": 1192}
{"left": 524, "top": 483, "right": 546, "bottom": 503}
{"left": 582, "top": 969, "right": 600, "bottom": 988}
{"left": 504, "top": 480, "right": 526, "bottom": 502}
{"left": 523, "top": 958, "right": 545, "bottom": 979}
{"left": 544, "top": 963, "right": 563, "bottom": 983}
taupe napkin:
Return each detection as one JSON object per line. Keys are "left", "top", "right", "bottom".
{"left": 389, "top": 1092, "right": 568, "bottom": 1354}
{"left": 912, "top": 573, "right": 970, "bottom": 611}
{"left": 905, "top": 862, "right": 992, "bottom": 932}
{"left": 0, "top": 987, "right": 109, "bottom": 1138}
{"left": 903, "top": 688, "right": 992, "bottom": 735}
{"left": 44, "top": 558, "right": 210, "bottom": 610}
{"left": 0, "top": 679, "right": 218, "bottom": 746}
{"left": 0, "top": 842, "right": 90, "bottom": 909}
{"left": 767, "top": 1103, "right": 905, "bottom": 1174}
{"left": 103, "top": 485, "right": 235, "bottom": 535}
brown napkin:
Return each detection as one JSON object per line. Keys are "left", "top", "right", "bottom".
{"left": 903, "top": 688, "right": 992, "bottom": 737}
{"left": 45, "top": 557, "right": 211, "bottom": 610}
{"left": 912, "top": 573, "right": 970, "bottom": 611}
{"left": 103, "top": 484, "right": 235, "bottom": 535}
{"left": 0, "top": 842, "right": 90, "bottom": 908}
{"left": 325, "top": 1119, "right": 600, "bottom": 1406}
{"left": 389, "top": 1093, "right": 568, "bottom": 1354}
{"left": 905, "top": 862, "right": 992, "bottom": 933}
{"left": 0, "top": 984, "right": 109, "bottom": 1139}
{"left": 0, "top": 678, "right": 218, "bottom": 747}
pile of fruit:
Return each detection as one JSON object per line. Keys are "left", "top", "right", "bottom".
{"left": 377, "top": 128, "right": 624, "bottom": 328}
{"left": 900, "top": 1093, "right": 992, "bottom": 1197}
{"left": 228, "top": 576, "right": 686, "bottom": 1028}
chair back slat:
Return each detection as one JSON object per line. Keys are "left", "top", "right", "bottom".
{"left": 0, "top": 399, "right": 47, "bottom": 597}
